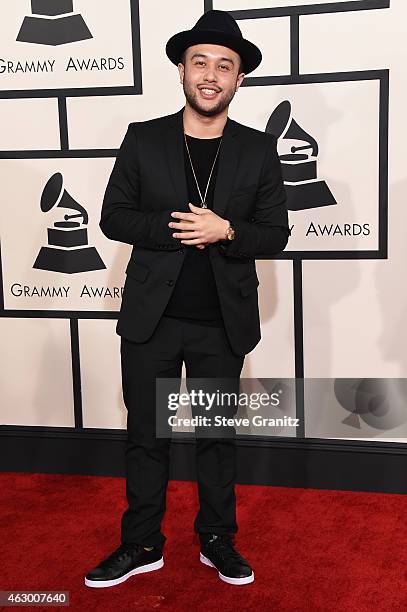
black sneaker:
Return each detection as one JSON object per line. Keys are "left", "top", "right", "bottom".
{"left": 199, "top": 534, "right": 254, "bottom": 585}
{"left": 85, "top": 543, "right": 164, "bottom": 588}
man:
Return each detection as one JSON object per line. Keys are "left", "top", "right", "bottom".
{"left": 85, "top": 9, "right": 290, "bottom": 588}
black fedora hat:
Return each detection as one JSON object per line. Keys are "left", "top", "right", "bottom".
{"left": 166, "top": 10, "right": 262, "bottom": 74}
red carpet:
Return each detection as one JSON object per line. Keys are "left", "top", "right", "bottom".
{"left": 2, "top": 472, "right": 407, "bottom": 611}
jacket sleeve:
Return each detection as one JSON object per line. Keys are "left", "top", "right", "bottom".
{"left": 217, "top": 134, "right": 291, "bottom": 259}
{"left": 99, "top": 123, "right": 181, "bottom": 250}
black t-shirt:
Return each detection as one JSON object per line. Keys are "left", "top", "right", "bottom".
{"left": 163, "top": 134, "right": 224, "bottom": 327}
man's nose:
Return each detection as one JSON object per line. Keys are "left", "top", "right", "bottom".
{"left": 203, "top": 66, "right": 217, "bottom": 81}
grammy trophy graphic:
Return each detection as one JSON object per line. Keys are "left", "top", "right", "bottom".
{"left": 33, "top": 172, "right": 105, "bottom": 274}
{"left": 266, "top": 100, "right": 336, "bottom": 211}
{"left": 17, "top": 0, "right": 92, "bottom": 46}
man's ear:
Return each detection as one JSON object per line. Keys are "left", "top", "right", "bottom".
{"left": 177, "top": 63, "right": 185, "bottom": 84}
{"left": 236, "top": 73, "right": 245, "bottom": 91}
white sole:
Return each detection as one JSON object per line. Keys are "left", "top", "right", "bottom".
{"left": 200, "top": 553, "right": 254, "bottom": 585}
{"left": 84, "top": 557, "right": 164, "bottom": 588}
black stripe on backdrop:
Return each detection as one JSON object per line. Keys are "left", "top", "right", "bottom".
{"left": 0, "top": 150, "right": 117, "bottom": 159}
{"left": 379, "top": 70, "right": 389, "bottom": 260}
{"left": 290, "top": 13, "right": 300, "bottom": 76}
{"left": 70, "top": 319, "right": 83, "bottom": 429}
{"left": 0, "top": 85, "right": 141, "bottom": 101}
{"left": 58, "top": 97, "right": 69, "bottom": 151}
{"left": 206, "top": 0, "right": 390, "bottom": 19}
{"left": 293, "top": 259, "right": 305, "bottom": 438}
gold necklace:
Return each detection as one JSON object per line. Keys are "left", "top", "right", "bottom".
{"left": 183, "top": 132, "right": 222, "bottom": 208}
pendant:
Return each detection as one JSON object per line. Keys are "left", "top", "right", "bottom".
{"left": 201, "top": 202, "right": 207, "bottom": 209}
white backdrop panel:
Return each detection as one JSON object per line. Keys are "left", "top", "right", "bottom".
{"left": 242, "top": 259, "right": 295, "bottom": 377}
{"left": 0, "top": 158, "right": 131, "bottom": 311}
{"left": 0, "top": 317, "right": 74, "bottom": 426}
{"left": 232, "top": 17, "right": 290, "bottom": 77}
{"left": 0, "top": 0, "right": 135, "bottom": 91}
{"left": 303, "top": 259, "right": 406, "bottom": 378}
{"left": 300, "top": 7, "right": 396, "bottom": 74}
{"left": 67, "top": 95, "right": 185, "bottom": 150}
{"left": 228, "top": 80, "right": 380, "bottom": 252}
{"left": 0, "top": 99, "right": 60, "bottom": 151}
{"left": 79, "top": 319, "right": 126, "bottom": 430}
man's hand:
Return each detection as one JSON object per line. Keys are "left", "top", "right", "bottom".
{"left": 168, "top": 203, "right": 229, "bottom": 250}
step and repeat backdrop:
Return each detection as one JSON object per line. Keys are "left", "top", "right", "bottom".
{"left": 1, "top": 0, "right": 406, "bottom": 443}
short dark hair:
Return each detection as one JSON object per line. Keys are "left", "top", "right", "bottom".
{"left": 180, "top": 49, "right": 244, "bottom": 74}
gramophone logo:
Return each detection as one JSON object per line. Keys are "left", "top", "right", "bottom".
{"left": 17, "top": 0, "right": 92, "bottom": 46}
{"left": 33, "top": 172, "right": 106, "bottom": 274}
{"left": 333, "top": 379, "right": 407, "bottom": 432}
{"left": 266, "top": 101, "right": 336, "bottom": 211}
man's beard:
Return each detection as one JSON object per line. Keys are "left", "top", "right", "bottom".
{"left": 183, "top": 79, "right": 236, "bottom": 117}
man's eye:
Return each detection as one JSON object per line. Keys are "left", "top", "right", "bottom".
{"left": 219, "top": 65, "right": 229, "bottom": 70}
{"left": 196, "top": 61, "right": 205, "bottom": 65}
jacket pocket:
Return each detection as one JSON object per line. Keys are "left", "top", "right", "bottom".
{"left": 125, "top": 259, "right": 149, "bottom": 283}
{"left": 239, "top": 274, "right": 259, "bottom": 297}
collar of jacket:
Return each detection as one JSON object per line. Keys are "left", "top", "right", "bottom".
{"left": 164, "top": 106, "right": 240, "bottom": 218}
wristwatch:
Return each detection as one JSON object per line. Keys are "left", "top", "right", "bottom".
{"left": 225, "top": 223, "right": 236, "bottom": 241}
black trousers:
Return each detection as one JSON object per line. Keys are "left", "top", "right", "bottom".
{"left": 120, "top": 314, "right": 245, "bottom": 552}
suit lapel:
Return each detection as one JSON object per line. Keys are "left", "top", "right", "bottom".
{"left": 213, "top": 117, "right": 239, "bottom": 218}
{"left": 164, "top": 106, "right": 240, "bottom": 216}
{"left": 164, "top": 107, "right": 189, "bottom": 212}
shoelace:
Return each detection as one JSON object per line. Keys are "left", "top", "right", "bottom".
{"left": 205, "top": 536, "right": 243, "bottom": 563}
{"left": 100, "top": 543, "right": 144, "bottom": 568}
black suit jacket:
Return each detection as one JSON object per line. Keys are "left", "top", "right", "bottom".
{"left": 100, "top": 106, "right": 290, "bottom": 356}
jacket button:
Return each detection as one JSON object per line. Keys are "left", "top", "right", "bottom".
{"left": 166, "top": 280, "right": 174, "bottom": 286}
